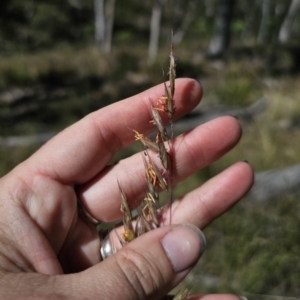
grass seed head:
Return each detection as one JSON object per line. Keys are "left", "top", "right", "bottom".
{"left": 156, "top": 132, "right": 170, "bottom": 171}
{"left": 144, "top": 192, "right": 159, "bottom": 228}
{"left": 151, "top": 107, "right": 169, "bottom": 142}
{"left": 164, "top": 81, "right": 175, "bottom": 121}
{"left": 169, "top": 33, "right": 176, "bottom": 99}
{"left": 121, "top": 227, "right": 136, "bottom": 243}
{"left": 118, "top": 180, "right": 136, "bottom": 242}
{"left": 135, "top": 213, "right": 152, "bottom": 236}
{"left": 133, "top": 129, "right": 159, "bottom": 151}
{"left": 143, "top": 151, "right": 168, "bottom": 192}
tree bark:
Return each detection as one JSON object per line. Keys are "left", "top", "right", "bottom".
{"left": 207, "top": 0, "right": 235, "bottom": 58}
{"left": 148, "top": 0, "right": 167, "bottom": 64}
{"left": 278, "top": 0, "right": 300, "bottom": 43}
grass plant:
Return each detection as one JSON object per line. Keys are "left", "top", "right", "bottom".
{"left": 115, "top": 39, "right": 176, "bottom": 251}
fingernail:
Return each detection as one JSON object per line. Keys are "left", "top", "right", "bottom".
{"left": 161, "top": 224, "right": 206, "bottom": 273}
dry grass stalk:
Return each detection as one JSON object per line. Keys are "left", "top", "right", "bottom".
{"left": 118, "top": 180, "right": 136, "bottom": 245}
{"left": 172, "top": 272, "right": 199, "bottom": 299}
{"left": 172, "top": 288, "right": 190, "bottom": 300}
{"left": 116, "top": 33, "right": 176, "bottom": 250}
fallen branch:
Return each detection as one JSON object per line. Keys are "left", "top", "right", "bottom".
{"left": 244, "top": 164, "right": 300, "bottom": 203}
{"left": 173, "top": 97, "right": 267, "bottom": 135}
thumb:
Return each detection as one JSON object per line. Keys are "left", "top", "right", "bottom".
{"left": 62, "top": 224, "right": 206, "bottom": 299}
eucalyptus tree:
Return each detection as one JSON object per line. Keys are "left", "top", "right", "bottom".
{"left": 278, "top": 0, "right": 300, "bottom": 43}
{"left": 207, "top": 0, "right": 236, "bottom": 58}
{"left": 94, "top": 0, "right": 116, "bottom": 53}
{"left": 148, "top": 0, "right": 168, "bottom": 64}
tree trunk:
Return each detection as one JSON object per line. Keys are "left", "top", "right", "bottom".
{"left": 207, "top": 0, "right": 235, "bottom": 58}
{"left": 94, "top": 0, "right": 105, "bottom": 49}
{"left": 241, "top": 0, "right": 261, "bottom": 45}
{"left": 205, "top": 0, "right": 216, "bottom": 18}
{"left": 103, "top": 0, "right": 116, "bottom": 53}
{"left": 278, "top": 0, "right": 300, "bottom": 43}
{"left": 257, "top": 0, "right": 276, "bottom": 45}
{"left": 274, "top": 1, "right": 292, "bottom": 33}
{"left": 94, "top": 0, "right": 116, "bottom": 53}
{"left": 148, "top": 0, "right": 167, "bottom": 64}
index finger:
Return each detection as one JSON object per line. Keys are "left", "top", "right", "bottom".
{"left": 25, "top": 78, "right": 202, "bottom": 184}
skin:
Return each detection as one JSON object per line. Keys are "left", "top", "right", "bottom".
{"left": 0, "top": 78, "right": 253, "bottom": 299}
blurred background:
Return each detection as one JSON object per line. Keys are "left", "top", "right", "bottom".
{"left": 0, "top": 0, "right": 300, "bottom": 298}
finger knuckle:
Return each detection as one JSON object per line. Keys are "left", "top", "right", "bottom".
{"left": 115, "top": 247, "right": 164, "bottom": 299}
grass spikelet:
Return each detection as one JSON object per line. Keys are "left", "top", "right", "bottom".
{"left": 135, "top": 213, "right": 151, "bottom": 237}
{"left": 154, "top": 34, "right": 176, "bottom": 142}
{"left": 132, "top": 129, "right": 159, "bottom": 151}
{"left": 169, "top": 32, "right": 176, "bottom": 100}
{"left": 118, "top": 180, "right": 136, "bottom": 244}
{"left": 143, "top": 151, "right": 168, "bottom": 192}
{"left": 156, "top": 131, "right": 170, "bottom": 171}
{"left": 143, "top": 192, "right": 159, "bottom": 228}
{"left": 151, "top": 107, "right": 169, "bottom": 142}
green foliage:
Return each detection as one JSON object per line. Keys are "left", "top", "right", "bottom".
{"left": 115, "top": 30, "right": 135, "bottom": 43}
{"left": 214, "top": 76, "right": 256, "bottom": 107}
{"left": 3, "top": 64, "right": 29, "bottom": 86}
{"left": 231, "top": 19, "right": 245, "bottom": 34}
{"left": 192, "top": 17, "right": 214, "bottom": 38}
{"left": 0, "top": 0, "right": 94, "bottom": 51}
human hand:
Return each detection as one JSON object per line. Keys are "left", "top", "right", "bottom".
{"left": 0, "top": 79, "right": 253, "bottom": 299}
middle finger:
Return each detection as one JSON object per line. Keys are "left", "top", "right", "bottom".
{"left": 78, "top": 116, "right": 241, "bottom": 222}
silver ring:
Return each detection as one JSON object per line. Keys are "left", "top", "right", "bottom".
{"left": 100, "top": 232, "right": 115, "bottom": 260}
